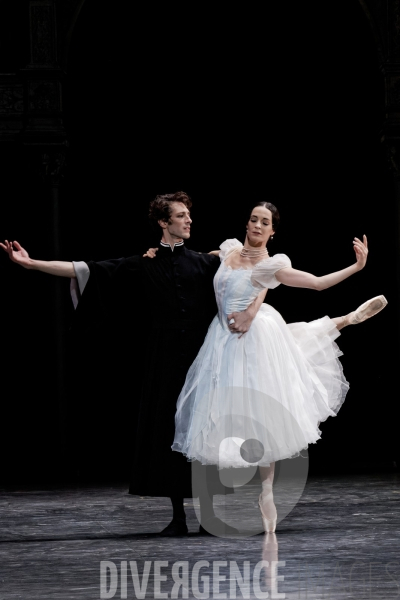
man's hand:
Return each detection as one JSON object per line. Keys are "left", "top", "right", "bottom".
{"left": 0, "top": 240, "right": 31, "bottom": 268}
{"left": 227, "top": 310, "right": 256, "bottom": 338}
{"left": 143, "top": 247, "right": 158, "bottom": 258}
{"left": 227, "top": 289, "right": 267, "bottom": 338}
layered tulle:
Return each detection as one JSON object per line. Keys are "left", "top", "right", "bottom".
{"left": 172, "top": 304, "right": 349, "bottom": 468}
{"left": 172, "top": 240, "right": 350, "bottom": 469}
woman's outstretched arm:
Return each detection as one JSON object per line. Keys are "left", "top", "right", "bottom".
{"left": 275, "top": 235, "right": 368, "bottom": 291}
{"left": 0, "top": 240, "right": 76, "bottom": 277}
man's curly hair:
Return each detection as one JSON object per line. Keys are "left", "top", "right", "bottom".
{"left": 148, "top": 192, "right": 192, "bottom": 229}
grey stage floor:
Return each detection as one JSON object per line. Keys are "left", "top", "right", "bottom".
{"left": 0, "top": 472, "right": 399, "bottom": 599}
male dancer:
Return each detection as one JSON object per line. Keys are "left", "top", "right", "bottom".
{"left": 1, "top": 191, "right": 266, "bottom": 536}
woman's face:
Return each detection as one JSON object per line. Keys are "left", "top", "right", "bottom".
{"left": 247, "top": 206, "right": 275, "bottom": 246}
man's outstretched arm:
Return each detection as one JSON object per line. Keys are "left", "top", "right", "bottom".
{"left": 1, "top": 240, "right": 76, "bottom": 277}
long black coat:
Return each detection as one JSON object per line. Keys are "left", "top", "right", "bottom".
{"left": 70, "top": 243, "right": 229, "bottom": 497}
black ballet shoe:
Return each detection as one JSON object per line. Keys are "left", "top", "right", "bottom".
{"left": 159, "top": 518, "right": 188, "bottom": 537}
{"left": 198, "top": 516, "right": 239, "bottom": 536}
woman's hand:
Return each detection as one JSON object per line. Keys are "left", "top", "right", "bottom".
{"left": 0, "top": 240, "right": 31, "bottom": 268}
{"left": 353, "top": 235, "right": 368, "bottom": 270}
{"left": 143, "top": 247, "right": 158, "bottom": 258}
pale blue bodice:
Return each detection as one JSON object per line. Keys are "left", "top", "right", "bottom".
{"left": 214, "top": 265, "right": 259, "bottom": 329}
{"left": 214, "top": 239, "right": 292, "bottom": 331}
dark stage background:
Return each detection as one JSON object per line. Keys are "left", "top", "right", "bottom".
{"left": 0, "top": 1, "right": 398, "bottom": 485}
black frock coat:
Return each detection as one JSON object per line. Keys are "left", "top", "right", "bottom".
{"left": 70, "top": 243, "right": 230, "bottom": 497}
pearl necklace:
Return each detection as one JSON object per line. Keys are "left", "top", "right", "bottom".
{"left": 240, "top": 247, "right": 269, "bottom": 258}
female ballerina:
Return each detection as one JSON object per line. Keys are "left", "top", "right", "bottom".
{"left": 171, "top": 201, "right": 387, "bottom": 534}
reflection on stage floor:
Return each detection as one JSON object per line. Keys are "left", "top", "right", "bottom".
{"left": 0, "top": 472, "right": 399, "bottom": 599}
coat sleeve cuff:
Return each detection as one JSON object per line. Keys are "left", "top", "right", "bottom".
{"left": 70, "top": 261, "right": 90, "bottom": 308}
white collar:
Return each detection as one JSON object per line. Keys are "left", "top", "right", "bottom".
{"left": 160, "top": 240, "right": 184, "bottom": 252}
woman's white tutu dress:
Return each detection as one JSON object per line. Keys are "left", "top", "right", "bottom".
{"left": 172, "top": 239, "right": 349, "bottom": 469}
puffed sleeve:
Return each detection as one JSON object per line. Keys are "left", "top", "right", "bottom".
{"left": 250, "top": 254, "right": 291, "bottom": 290}
{"left": 219, "top": 238, "right": 243, "bottom": 261}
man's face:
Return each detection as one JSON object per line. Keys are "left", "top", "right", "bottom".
{"left": 161, "top": 202, "right": 192, "bottom": 240}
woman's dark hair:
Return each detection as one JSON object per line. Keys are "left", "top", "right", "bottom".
{"left": 148, "top": 191, "right": 192, "bottom": 229}
{"left": 249, "top": 202, "right": 280, "bottom": 232}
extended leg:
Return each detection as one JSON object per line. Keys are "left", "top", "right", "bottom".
{"left": 331, "top": 295, "right": 388, "bottom": 331}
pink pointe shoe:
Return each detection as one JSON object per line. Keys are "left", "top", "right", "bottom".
{"left": 258, "top": 485, "right": 277, "bottom": 534}
{"left": 346, "top": 295, "right": 388, "bottom": 325}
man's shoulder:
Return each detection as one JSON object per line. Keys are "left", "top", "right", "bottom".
{"left": 183, "top": 248, "right": 220, "bottom": 275}
{"left": 184, "top": 247, "right": 219, "bottom": 262}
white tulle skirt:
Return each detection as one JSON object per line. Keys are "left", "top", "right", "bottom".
{"left": 172, "top": 304, "right": 349, "bottom": 469}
